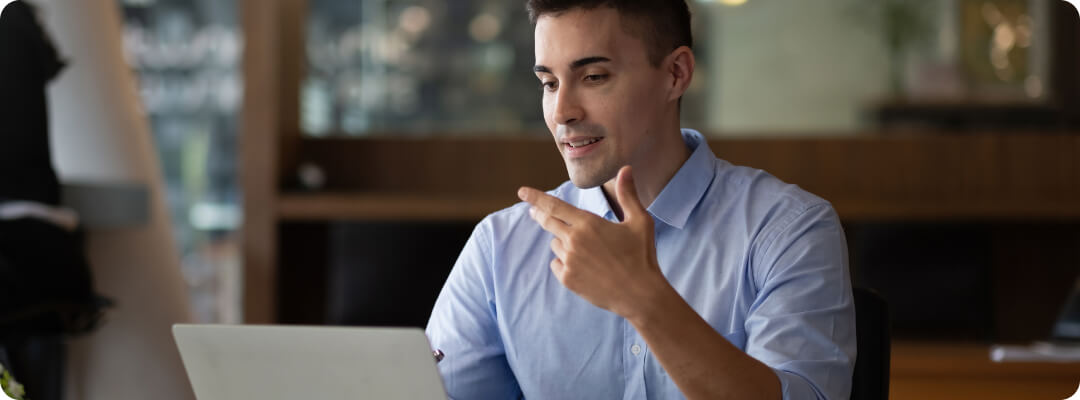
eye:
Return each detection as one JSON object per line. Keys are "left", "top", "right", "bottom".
{"left": 583, "top": 74, "right": 609, "bottom": 83}
{"left": 539, "top": 80, "right": 558, "bottom": 92}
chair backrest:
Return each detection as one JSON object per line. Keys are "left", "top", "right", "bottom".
{"left": 851, "top": 287, "right": 891, "bottom": 400}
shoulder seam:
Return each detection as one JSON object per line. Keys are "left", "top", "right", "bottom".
{"left": 753, "top": 202, "right": 832, "bottom": 285}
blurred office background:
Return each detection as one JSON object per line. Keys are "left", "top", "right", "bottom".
{"left": 117, "top": 0, "right": 1076, "bottom": 321}
{"left": 2, "top": 0, "right": 1077, "bottom": 399}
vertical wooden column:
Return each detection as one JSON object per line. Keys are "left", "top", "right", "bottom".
{"left": 240, "top": 0, "right": 282, "bottom": 324}
{"left": 241, "top": 0, "right": 306, "bottom": 323}
{"left": 278, "top": 0, "right": 306, "bottom": 178}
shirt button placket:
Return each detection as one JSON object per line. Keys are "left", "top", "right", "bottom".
{"left": 622, "top": 321, "right": 645, "bottom": 400}
{"left": 632, "top": 341, "right": 647, "bottom": 398}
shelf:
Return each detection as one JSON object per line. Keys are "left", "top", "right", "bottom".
{"left": 832, "top": 200, "right": 1080, "bottom": 221}
{"left": 277, "top": 192, "right": 519, "bottom": 221}
{"left": 276, "top": 134, "right": 1080, "bottom": 223}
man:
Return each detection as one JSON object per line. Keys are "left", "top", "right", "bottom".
{"left": 425, "top": 1, "right": 856, "bottom": 399}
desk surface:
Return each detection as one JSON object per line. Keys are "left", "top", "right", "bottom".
{"left": 891, "top": 341, "right": 1080, "bottom": 400}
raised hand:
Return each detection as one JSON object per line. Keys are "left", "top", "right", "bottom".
{"left": 518, "top": 166, "right": 669, "bottom": 320}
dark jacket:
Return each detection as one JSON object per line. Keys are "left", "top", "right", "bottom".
{"left": 0, "top": 0, "right": 66, "bottom": 206}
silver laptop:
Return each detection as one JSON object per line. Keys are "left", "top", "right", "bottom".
{"left": 173, "top": 324, "right": 447, "bottom": 400}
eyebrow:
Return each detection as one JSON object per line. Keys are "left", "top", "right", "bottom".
{"left": 533, "top": 56, "right": 612, "bottom": 73}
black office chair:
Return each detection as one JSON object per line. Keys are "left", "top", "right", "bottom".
{"left": 850, "top": 287, "right": 891, "bottom": 400}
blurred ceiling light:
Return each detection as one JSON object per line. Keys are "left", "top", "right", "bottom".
{"left": 378, "top": 33, "right": 409, "bottom": 63}
{"left": 1016, "top": 14, "right": 1032, "bottom": 48}
{"left": 468, "top": 13, "right": 501, "bottom": 42}
{"left": 715, "top": 0, "right": 747, "bottom": 6}
{"left": 399, "top": 6, "right": 431, "bottom": 35}
{"left": 990, "top": 46, "right": 1009, "bottom": 70}
{"left": 993, "top": 23, "right": 1016, "bottom": 50}
{"left": 981, "top": 3, "right": 1003, "bottom": 26}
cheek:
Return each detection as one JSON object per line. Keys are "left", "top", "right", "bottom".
{"left": 605, "top": 80, "right": 648, "bottom": 118}
{"left": 542, "top": 95, "right": 556, "bottom": 125}
{"left": 621, "top": 82, "right": 662, "bottom": 123}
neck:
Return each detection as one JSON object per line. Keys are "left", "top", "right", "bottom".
{"left": 602, "top": 123, "right": 691, "bottom": 221}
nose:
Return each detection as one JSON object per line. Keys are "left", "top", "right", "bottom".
{"left": 552, "top": 84, "right": 584, "bottom": 126}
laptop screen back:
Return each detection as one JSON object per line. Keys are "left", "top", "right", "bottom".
{"left": 173, "top": 324, "right": 447, "bottom": 400}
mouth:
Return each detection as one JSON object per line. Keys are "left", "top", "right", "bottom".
{"left": 565, "top": 137, "right": 603, "bottom": 148}
{"left": 562, "top": 136, "right": 604, "bottom": 151}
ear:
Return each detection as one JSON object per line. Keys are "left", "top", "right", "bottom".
{"left": 664, "top": 46, "right": 695, "bottom": 103}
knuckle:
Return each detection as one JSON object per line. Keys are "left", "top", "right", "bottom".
{"left": 549, "top": 258, "right": 563, "bottom": 275}
{"left": 550, "top": 238, "right": 563, "bottom": 252}
{"left": 560, "top": 263, "right": 576, "bottom": 280}
{"left": 543, "top": 196, "right": 558, "bottom": 208}
{"left": 565, "top": 230, "right": 582, "bottom": 248}
{"left": 563, "top": 248, "right": 577, "bottom": 262}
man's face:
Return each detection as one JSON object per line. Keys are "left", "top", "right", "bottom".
{"left": 534, "top": 7, "right": 670, "bottom": 188}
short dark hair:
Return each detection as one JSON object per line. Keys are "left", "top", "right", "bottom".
{"left": 526, "top": 0, "right": 692, "bottom": 67}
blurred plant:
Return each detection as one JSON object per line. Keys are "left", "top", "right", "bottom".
{"left": 0, "top": 363, "right": 26, "bottom": 400}
{"left": 849, "top": 0, "right": 937, "bottom": 96}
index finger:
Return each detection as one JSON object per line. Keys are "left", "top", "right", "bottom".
{"left": 517, "top": 187, "right": 591, "bottom": 225}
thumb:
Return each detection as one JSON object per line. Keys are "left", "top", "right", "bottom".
{"left": 615, "top": 165, "right": 647, "bottom": 221}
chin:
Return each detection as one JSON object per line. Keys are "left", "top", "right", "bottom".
{"left": 566, "top": 165, "right": 617, "bottom": 189}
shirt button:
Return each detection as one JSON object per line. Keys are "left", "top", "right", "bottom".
{"left": 630, "top": 344, "right": 642, "bottom": 355}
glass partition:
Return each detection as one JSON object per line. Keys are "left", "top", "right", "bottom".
{"left": 301, "top": 0, "right": 1052, "bottom": 137}
{"left": 118, "top": 0, "right": 243, "bottom": 323}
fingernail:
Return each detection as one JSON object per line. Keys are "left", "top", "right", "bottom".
{"left": 518, "top": 187, "right": 527, "bottom": 200}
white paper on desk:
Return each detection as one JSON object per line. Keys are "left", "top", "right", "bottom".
{"left": 990, "top": 342, "right": 1080, "bottom": 363}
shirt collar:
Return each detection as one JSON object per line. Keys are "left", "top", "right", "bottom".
{"left": 576, "top": 129, "right": 716, "bottom": 228}
{"left": 578, "top": 183, "right": 613, "bottom": 220}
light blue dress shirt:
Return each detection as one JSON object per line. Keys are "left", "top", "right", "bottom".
{"left": 426, "top": 129, "right": 856, "bottom": 399}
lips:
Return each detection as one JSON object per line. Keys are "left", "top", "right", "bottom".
{"left": 561, "top": 136, "right": 604, "bottom": 158}
{"left": 566, "top": 137, "right": 602, "bottom": 148}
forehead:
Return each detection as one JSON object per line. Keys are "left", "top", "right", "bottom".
{"left": 534, "top": 7, "right": 645, "bottom": 68}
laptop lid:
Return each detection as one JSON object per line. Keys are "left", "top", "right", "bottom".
{"left": 172, "top": 324, "right": 447, "bottom": 400}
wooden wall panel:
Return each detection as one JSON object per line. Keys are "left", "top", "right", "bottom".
{"left": 714, "top": 135, "right": 1080, "bottom": 220}
{"left": 287, "top": 134, "right": 1080, "bottom": 221}
{"left": 292, "top": 137, "right": 566, "bottom": 195}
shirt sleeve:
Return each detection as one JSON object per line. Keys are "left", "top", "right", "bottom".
{"left": 745, "top": 203, "right": 857, "bottom": 400}
{"left": 425, "top": 218, "right": 522, "bottom": 399}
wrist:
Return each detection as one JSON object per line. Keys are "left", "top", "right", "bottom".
{"left": 622, "top": 274, "right": 682, "bottom": 328}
